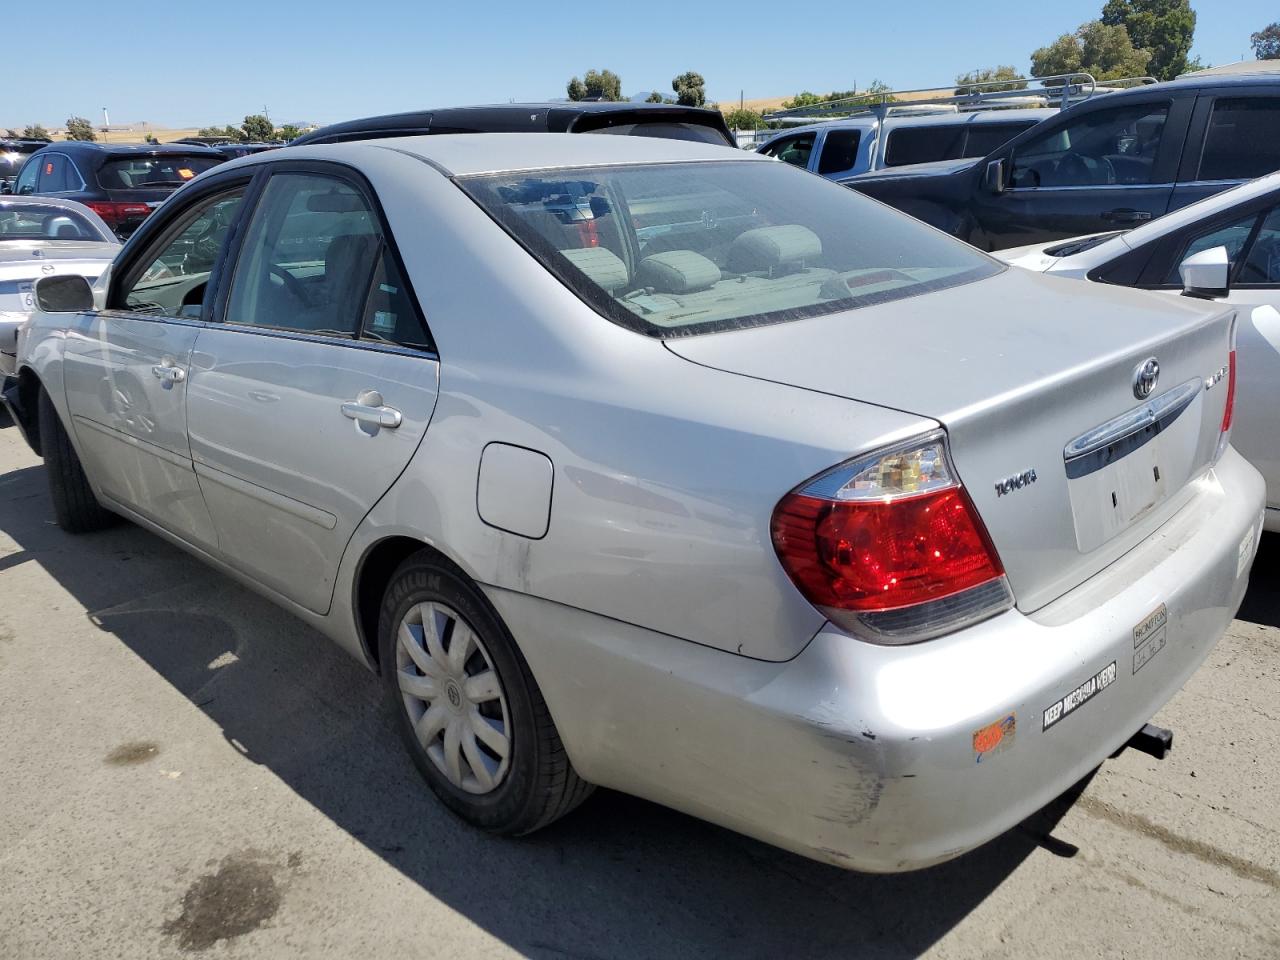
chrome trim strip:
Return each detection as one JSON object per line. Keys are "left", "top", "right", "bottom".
{"left": 1062, "top": 378, "right": 1201, "bottom": 480}
{"left": 1006, "top": 183, "right": 1171, "bottom": 193}
{"left": 71, "top": 415, "right": 192, "bottom": 471}
{"left": 193, "top": 461, "right": 338, "bottom": 530}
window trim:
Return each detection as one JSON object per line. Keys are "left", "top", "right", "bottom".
{"left": 209, "top": 159, "right": 436, "bottom": 354}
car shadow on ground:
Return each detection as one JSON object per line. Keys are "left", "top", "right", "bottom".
{"left": 7, "top": 457, "right": 1251, "bottom": 958}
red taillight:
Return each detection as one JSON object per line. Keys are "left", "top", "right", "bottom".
{"left": 771, "top": 433, "right": 1011, "bottom": 643}
{"left": 84, "top": 201, "right": 152, "bottom": 230}
{"left": 1221, "top": 349, "right": 1236, "bottom": 433}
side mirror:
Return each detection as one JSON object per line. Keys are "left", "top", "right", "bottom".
{"left": 35, "top": 274, "right": 94, "bottom": 313}
{"left": 1179, "top": 245, "right": 1230, "bottom": 300}
{"left": 984, "top": 158, "right": 1007, "bottom": 194}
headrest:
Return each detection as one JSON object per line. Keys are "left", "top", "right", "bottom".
{"left": 637, "top": 250, "right": 721, "bottom": 294}
{"left": 728, "top": 225, "right": 822, "bottom": 273}
{"left": 562, "top": 247, "right": 629, "bottom": 292}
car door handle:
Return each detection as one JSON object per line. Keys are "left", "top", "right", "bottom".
{"left": 1102, "top": 208, "right": 1153, "bottom": 224}
{"left": 341, "top": 392, "right": 402, "bottom": 429}
{"left": 151, "top": 364, "right": 186, "bottom": 384}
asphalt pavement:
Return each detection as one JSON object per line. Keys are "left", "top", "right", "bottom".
{"left": 1, "top": 422, "right": 1278, "bottom": 959}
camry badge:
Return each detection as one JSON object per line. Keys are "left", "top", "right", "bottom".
{"left": 1133, "top": 357, "right": 1160, "bottom": 399}
{"left": 995, "top": 468, "right": 1037, "bottom": 498}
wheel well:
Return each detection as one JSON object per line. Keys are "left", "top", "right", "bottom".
{"left": 11, "top": 367, "right": 43, "bottom": 457}
{"left": 354, "top": 536, "right": 440, "bottom": 668}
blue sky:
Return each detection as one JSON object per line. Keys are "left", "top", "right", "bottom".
{"left": 8, "top": 0, "right": 1272, "bottom": 128}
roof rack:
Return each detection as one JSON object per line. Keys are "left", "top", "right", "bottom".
{"left": 762, "top": 73, "right": 1157, "bottom": 126}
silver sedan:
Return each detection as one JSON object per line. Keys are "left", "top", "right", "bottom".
{"left": 0, "top": 196, "right": 118, "bottom": 374}
{"left": 3, "top": 133, "right": 1264, "bottom": 872}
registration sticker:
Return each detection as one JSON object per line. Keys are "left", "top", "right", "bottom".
{"left": 1132, "top": 604, "right": 1168, "bottom": 675}
{"left": 1042, "top": 662, "right": 1117, "bottom": 731}
{"left": 973, "top": 713, "right": 1016, "bottom": 763}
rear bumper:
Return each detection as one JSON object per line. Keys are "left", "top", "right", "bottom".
{"left": 491, "top": 447, "right": 1265, "bottom": 872}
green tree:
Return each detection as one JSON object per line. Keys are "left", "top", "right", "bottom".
{"left": 1253, "top": 22, "right": 1280, "bottom": 60}
{"left": 566, "top": 76, "right": 587, "bottom": 101}
{"left": 144, "top": 133, "right": 159, "bottom": 144}
{"left": 1031, "top": 21, "right": 1151, "bottom": 82}
{"left": 780, "top": 91, "right": 824, "bottom": 110}
{"left": 64, "top": 117, "right": 96, "bottom": 141}
{"left": 671, "top": 71, "right": 706, "bottom": 107}
{"left": 196, "top": 126, "right": 226, "bottom": 138}
{"left": 241, "top": 114, "right": 274, "bottom": 141}
{"left": 276, "top": 124, "right": 302, "bottom": 141}
{"left": 1101, "top": 0, "right": 1195, "bottom": 80}
{"left": 567, "top": 69, "right": 623, "bottom": 101}
{"left": 22, "top": 124, "right": 49, "bottom": 139}
{"left": 955, "top": 66, "right": 1027, "bottom": 95}
{"left": 722, "top": 108, "right": 763, "bottom": 130}
{"left": 645, "top": 91, "right": 665, "bottom": 103}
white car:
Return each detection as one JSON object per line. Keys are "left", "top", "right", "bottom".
{"left": 0, "top": 197, "right": 118, "bottom": 374}
{"left": 998, "top": 171, "right": 1280, "bottom": 532}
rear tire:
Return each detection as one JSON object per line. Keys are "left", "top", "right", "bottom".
{"left": 378, "top": 551, "right": 593, "bottom": 834}
{"left": 37, "top": 386, "right": 115, "bottom": 533}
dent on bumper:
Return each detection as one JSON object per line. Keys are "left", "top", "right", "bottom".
{"left": 488, "top": 447, "right": 1265, "bottom": 873}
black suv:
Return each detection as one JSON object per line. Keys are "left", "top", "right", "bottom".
{"left": 292, "top": 102, "right": 736, "bottom": 147}
{"left": 12, "top": 142, "right": 225, "bottom": 237}
{"left": 843, "top": 72, "right": 1280, "bottom": 250}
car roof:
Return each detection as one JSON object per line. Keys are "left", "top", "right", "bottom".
{"left": 759, "top": 107, "right": 1056, "bottom": 141}
{"left": 244, "top": 131, "right": 757, "bottom": 178}
{"left": 1099, "top": 71, "right": 1280, "bottom": 100}
{"left": 293, "top": 102, "right": 733, "bottom": 146}
{"left": 31, "top": 141, "right": 223, "bottom": 156}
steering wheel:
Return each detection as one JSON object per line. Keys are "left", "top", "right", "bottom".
{"left": 268, "top": 263, "right": 312, "bottom": 305}
{"left": 1054, "top": 152, "right": 1094, "bottom": 186}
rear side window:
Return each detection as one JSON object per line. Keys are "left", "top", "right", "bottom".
{"left": 884, "top": 125, "right": 965, "bottom": 167}
{"left": 1199, "top": 98, "right": 1280, "bottom": 182}
{"left": 962, "top": 121, "right": 1037, "bottom": 159}
{"left": 226, "top": 172, "right": 432, "bottom": 348}
{"left": 37, "top": 154, "right": 81, "bottom": 192}
{"left": 817, "top": 129, "right": 861, "bottom": 175}
{"left": 1240, "top": 207, "right": 1280, "bottom": 285}
{"left": 97, "top": 155, "right": 222, "bottom": 190}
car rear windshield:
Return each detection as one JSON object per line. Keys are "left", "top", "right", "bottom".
{"left": 97, "top": 155, "right": 222, "bottom": 190}
{"left": 0, "top": 203, "right": 110, "bottom": 241}
{"left": 459, "top": 160, "right": 1000, "bottom": 337}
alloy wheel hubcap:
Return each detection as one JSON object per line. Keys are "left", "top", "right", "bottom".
{"left": 395, "top": 601, "right": 511, "bottom": 795}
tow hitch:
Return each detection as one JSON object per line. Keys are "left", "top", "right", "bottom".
{"left": 1124, "top": 723, "right": 1174, "bottom": 760}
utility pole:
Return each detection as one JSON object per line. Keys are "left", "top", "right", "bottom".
{"left": 102, "top": 107, "right": 109, "bottom": 131}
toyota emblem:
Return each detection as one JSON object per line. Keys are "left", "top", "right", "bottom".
{"left": 1133, "top": 358, "right": 1160, "bottom": 399}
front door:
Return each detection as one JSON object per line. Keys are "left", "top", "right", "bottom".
{"left": 186, "top": 168, "right": 440, "bottom": 615}
{"left": 61, "top": 186, "right": 248, "bottom": 548}
{"left": 975, "top": 99, "right": 1187, "bottom": 249}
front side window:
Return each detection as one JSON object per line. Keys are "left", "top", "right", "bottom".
{"left": 761, "top": 134, "right": 816, "bottom": 169}
{"left": 122, "top": 189, "right": 246, "bottom": 316}
{"left": 1164, "top": 212, "right": 1259, "bottom": 284}
{"left": 1011, "top": 103, "right": 1169, "bottom": 188}
{"left": 1199, "top": 98, "right": 1280, "bottom": 182}
{"left": 15, "top": 158, "right": 39, "bottom": 194}
{"left": 460, "top": 160, "right": 1000, "bottom": 337}
{"left": 817, "top": 129, "right": 861, "bottom": 175}
{"left": 225, "top": 173, "right": 431, "bottom": 347}
{"left": 1240, "top": 207, "right": 1280, "bottom": 285}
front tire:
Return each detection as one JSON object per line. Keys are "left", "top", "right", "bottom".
{"left": 378, "top": 551, "right": 592, "bottom": 834}
{"left": 37, "top": 386, "right": 115, "bottom": 533}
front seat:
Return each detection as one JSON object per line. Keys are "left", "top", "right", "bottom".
{"left": 320, "top": 233, "right": 380, "bottom": 329}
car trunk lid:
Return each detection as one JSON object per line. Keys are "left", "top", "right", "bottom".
{"left": 665, "top": 267, "right": 1236, "bottom": 613}
{"left": 0, "top": 244, "right": 116, "bottom": 312}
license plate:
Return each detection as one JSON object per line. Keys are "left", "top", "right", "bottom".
{"left": 18, "top": 280, "right": 34, "bottom": 309}
{"left": 1067, "top": 400, "right": 1201, "bottom": 552}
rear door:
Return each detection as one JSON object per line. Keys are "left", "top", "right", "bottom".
{"left": 1171, "top": 91, "right": 1280, "bottom": 212}
{"left": 187, "top": 165, "right": 439, "bottom": 615}
{"left": 972, "top": 96, "right": 1193, "bottom": 249}
{"left": 60, "top": 182, "right": 250, "bottom": 548}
